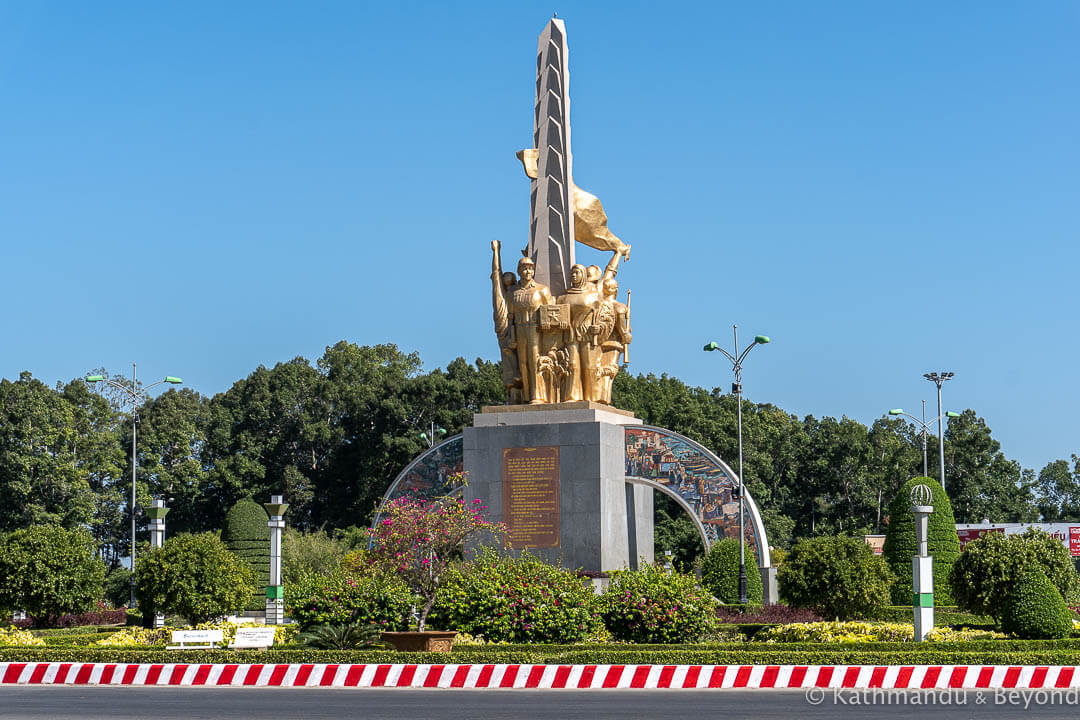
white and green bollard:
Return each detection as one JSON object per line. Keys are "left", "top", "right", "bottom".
{"left": 910, "top": 484, "right": 934, "bottom": 641}
{"left": 263, "top": 495, "right": 289, "bottom": 625}
{"left": 146, "top": 498, "right": 169, "bottom": 628}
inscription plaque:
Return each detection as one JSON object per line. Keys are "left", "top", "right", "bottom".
{"left": 502, "top": 446, "right": 560, "bottom": 548}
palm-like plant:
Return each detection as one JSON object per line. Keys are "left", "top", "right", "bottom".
{"left": 297, "top": 622, "right": 385, "bottom": 650}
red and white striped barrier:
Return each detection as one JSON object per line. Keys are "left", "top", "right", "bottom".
{"left": 4, "top": 663, "right": 1080, "bottom": 689}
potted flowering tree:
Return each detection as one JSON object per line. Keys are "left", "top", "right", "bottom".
{"left": 369, "top": 485, "right": 506, "bottom": 652}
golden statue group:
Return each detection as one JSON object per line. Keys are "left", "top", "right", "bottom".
{"left": 489, "top": 17, "right": 634, "bottom": 406}
{"left": 491, "top": 239, "right": 631, "bottom": 405}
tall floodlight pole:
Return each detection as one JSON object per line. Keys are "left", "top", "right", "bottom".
{"left": 86, "top": 365, "right": 183, "bottom": 608}
{"left": 888, "top": 405, "right": 961, "bottom": 480}
{"left": 704, "top": 326, "right": 770, "bottom": 604}
{"left": 923, "top": 372, "right": 955, "bottom": 492}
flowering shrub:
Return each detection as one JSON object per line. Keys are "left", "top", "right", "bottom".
{"left": 755, "top": 621, "right": 1006, "bottom": 643}
{"left": 368, "top": 488, "right": 506, "bottom": 631}
{"left": 285, "top": 570, "right": 414, "bottom": 630}
{"left": 0, "top": 627, "right": 45, "bottom": 646}
{"left": 597, "top": 564, "right": 718, "bottom": 643}
{"left": 428, "top": 549, "right": 600, "bottom": 643}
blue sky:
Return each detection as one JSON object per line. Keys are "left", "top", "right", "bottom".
{"left": 1, "top": 2, "right": 1076, "bottom": 474}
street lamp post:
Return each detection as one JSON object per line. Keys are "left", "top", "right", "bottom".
{"left": 86, "top": 364, "right": 182, "bottom": 607}
{"left": 888, "top": 404, "right": 960, "bottom": 482}
{"left": 923, "top": 372, "right": 955, "bottom": 492}
{"left": 420, "top": 422, "right": 447, "bottom": 448}
{"left": 704, "top": 325, "right": 770, "bottom": 604}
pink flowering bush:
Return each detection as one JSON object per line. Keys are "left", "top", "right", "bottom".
{"left": 427, "top": 548, "right": 600, "bottom": 643}
{"left": 368, "top": 490, "right": 506, "bottom": 631}
{"left": 597, "top": 563, "right": 718, "bottom": 643}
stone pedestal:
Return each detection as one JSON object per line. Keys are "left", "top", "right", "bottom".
{"left": 464, "top": 403, "right": 652, "bottom": 573}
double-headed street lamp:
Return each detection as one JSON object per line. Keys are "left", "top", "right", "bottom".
{"left": 86, "top": 364, "right": 182, "bottom": 607}
{"left": 420, "top": 422, "right": 447, "bottom": 448}
{"left": 888, "top": 402, "right": 961, "bottom": 480}
{"left": 923, "top": 371, "right": 955, "bottom": 493}
{"left": 704, "top": 325, "right": 770, "bottom": 604}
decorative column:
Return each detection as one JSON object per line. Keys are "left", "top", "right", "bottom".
{"left": 146, "top": 498, "right": 169, "bottom": 628}
{"left": 263, "top": 495, "right": 289, "bottom": 625}
{"left": 910, "top": 484, "right": 934, "bottom": 641}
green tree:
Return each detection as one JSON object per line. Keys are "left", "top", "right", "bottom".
{"left": 882, "top": 477, "right": 960, "bottom": 604}
{"left": 0, "top": 526, "right": 106, "bottom": 625}
{"left": 135, "top": 532, "right": 255, "bottom": 624}
{"left": 0, "top": 373, "right": 97, "bottom": 532}
{"left": 136, "top": 388, "right": 211, "bottom": 534}
{"left": 941, "top": 410, "right": 1036, "bottom": 523}
{"left": 281, "top": 527, "right": 349, "bottom": 586}
{"left": 653, "top": 494, "right": 705, "bottom": 572}
{"left": 1035, "top": 457, "right": 1080, "bottom": 521}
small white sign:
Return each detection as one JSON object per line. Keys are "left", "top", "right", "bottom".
{"left": 231, "top": 627, "right": 276, "bottom": 648}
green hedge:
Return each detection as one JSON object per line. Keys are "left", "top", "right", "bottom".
{"left": 7, "top": 644, "right": 1080, "bottom": 665}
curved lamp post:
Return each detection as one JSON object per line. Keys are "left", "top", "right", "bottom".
{"left": 86, "top": 364, "right": 182, "bottom": 607}
{"left": 704, "top": 325, "right": 770, "bottom": 604}
{"left": 888, "top": 405, "right": 961, "bottom": 480}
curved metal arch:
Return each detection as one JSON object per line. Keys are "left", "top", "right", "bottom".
{"left": 625, "top": 425, "right": 771, "bottom": 567}
{"left": 371, "top": 433, "right": 464, "bottom": 528}
{"left": 625, "top": 475, "right": 710, "bottom": 552}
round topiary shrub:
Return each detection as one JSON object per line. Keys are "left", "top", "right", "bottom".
{"left": 779, "top": 535, "right": 894, "bottom": 620}
{"left": 1001, "top": 567, "right": 1074, "bottom": 639}
{"left": 949, "top": 528, "right": 1080, "bottom": 623}
{"left": 700, "top": 538, "right": 763, "bottom": 604}
{"left": 284, "top": 570, "right": 414, "bottom": 631}
{"left": 222, "top": 499, "right": 270, "bottom": 611}
{"left": 428, "top": 549, "right": 600, "bottom": 643}
{"left": 597, "top": 563, "right": 718, "bottom": 643}
{"left": 882, "top": 477, "right": 960, "bottom": 605}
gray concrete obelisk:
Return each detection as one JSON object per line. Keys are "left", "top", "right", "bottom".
{"left": 528, "top": 18, "right": 575, "bottom": 298}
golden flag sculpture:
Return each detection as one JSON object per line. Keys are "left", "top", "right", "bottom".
{"left": 517, "top": 149, "right": 631, "bottom": 259}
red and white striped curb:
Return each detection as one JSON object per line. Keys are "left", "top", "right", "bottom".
{"left": 4, "top": 663, "right": 1080, "bottom": 689}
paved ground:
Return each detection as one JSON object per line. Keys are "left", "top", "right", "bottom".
{"left": 4, "top": 687, "right": 1080, "bottom": 719}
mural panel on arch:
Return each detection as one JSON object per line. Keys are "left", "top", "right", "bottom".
{"left": 625, "top": 426, "right": 762, "bottom": 558}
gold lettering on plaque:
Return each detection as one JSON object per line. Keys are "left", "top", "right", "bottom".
{"left": 502, "top": 446, "right": 560, "bottom": 548}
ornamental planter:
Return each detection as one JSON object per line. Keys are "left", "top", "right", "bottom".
{"left": 380, "top": 630, "right": 458, "bottom": 653}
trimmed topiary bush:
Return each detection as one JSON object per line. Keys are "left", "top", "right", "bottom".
{"left": 222, "top": 499, "right": 270, "bottom": 611}
{"left": 428, "top": 549, "right": 600, "bottom": 643}
{"left": 1001, "top": 567, "right": 1074, "bottom": 639}
{"left": 135, "top": 532, "right": 256, "bottom": 624}
{"left": 949, "top": 528, "right": 1080, "bottom": 623}
{"left": 882, "top": 477, "right": 960, "bottom": 605}
{"left": 597, "top": 563, "right": 718, "bottom": 643}
{"left": 700, "top": 538, "right": 764, "bottom": 604}
{"left": 779, "top": 535, "right": 894, "bottom": 620}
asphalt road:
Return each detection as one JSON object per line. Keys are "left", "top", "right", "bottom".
{"left": 4, "top": 687, "right": 1080, "bottom": 720}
